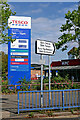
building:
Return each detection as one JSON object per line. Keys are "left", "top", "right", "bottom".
{"left": 31, "top": 64, "right": 45, "bottom": 80}
{"left": 49, "top": 59, "right": 80, "bottom": 81}
{"left": 31, "top": 59, "right": 80, "bottom": 82}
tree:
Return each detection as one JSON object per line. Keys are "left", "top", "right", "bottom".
{"left": 68, "top": 47, "right": 79, "bottom": 59}
{"left": 55, "top": 3, "right": 80, "bottom": 58}
{"left": 0, "top": 1, "right": 16, "bottom": 44}
{"left": 1, "top": 51, "right": 8, "bottom": 78}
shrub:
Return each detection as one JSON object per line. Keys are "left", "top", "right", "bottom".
{"left": 47, "top": 110, "right": 53, "bottom": 117}
{"left": 51, "top": 74, "right": 80, "bottom": 90}
{"left": 18, "top": 77, "right": 31, "bottom": 91}
{"left": 29, "top": 112, "right": 34, "bottom": 118}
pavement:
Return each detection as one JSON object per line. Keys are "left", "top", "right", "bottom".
{"left": 0, "top": 94, "right": 80, "bottom": 120}
{"left": 1, "top": 117, "right": 80, "bottom": 120}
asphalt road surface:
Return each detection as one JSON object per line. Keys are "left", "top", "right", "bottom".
{"left": 2, "top": 117, "right": 80, "bottom": 120}
{"left": 1, "top": 92, "right": 80, "bottom": 120}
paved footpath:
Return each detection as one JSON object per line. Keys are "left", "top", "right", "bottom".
{"left": 1, "top": 117, "right": 80, "bottom": 120}
{"left": 0, "top": 94, "right": 80, "bottom": 120}
{"left": 1, "top": 94, "right": 18, "bottom": 119}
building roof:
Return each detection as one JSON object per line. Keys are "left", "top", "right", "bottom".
{"left": 51, "top": 59, "right": 80, "bottom": 67}
{"left": 44, "top": 59, "right": 80, "bottom": 70}
{"left": 44, "top": 65, "right": 80, "bottom": 70}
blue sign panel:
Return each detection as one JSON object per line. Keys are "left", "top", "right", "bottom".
{"left": 8, "top": 16, "right": 31, "bottom": 85}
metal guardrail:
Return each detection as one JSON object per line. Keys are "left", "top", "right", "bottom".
{"left": 18, "top": 89, "right": 80, "bottom": 114}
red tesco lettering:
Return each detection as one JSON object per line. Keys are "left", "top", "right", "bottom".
{"left": 12, "top": 20, "right": 28, "bottom": 24}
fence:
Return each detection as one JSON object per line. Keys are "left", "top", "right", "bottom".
{"left": 18, "top": 89, "right": 80, "bottom": 114}
{"left": 1, "top": 82, "right": 80, "bottom": 92}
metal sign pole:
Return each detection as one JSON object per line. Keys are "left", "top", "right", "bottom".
{"left": 49, "top": 55, "right": 51, "bottom": 101}
{"left": 49, "top": 55, "right": 51, "bottom": 91}
{"left": 35, "top": 40, "right": 56, "bottom": 107}
{"left": 41, "top": 54, "right": 43, "bottom": 107}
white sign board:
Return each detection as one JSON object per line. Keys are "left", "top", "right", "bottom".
{"left": 11, "top": 39, "right": 28, "bottom": 49}
{"left": 11, "top": 52, "right": 28, "bottom": 55}
{"left": 8, "top": 16, "right": 31, "bottom": 29}
{"left": 35, "top": 40, "right": 55, "bottom": 55}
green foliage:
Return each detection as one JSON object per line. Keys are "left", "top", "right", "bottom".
{"left": 0, "top": 52, "right": 2, "bottom": 76}
{"left": 2, "top": 86, "right": 9, "bottom": 94}
{"left": 1, "top": 79, "right": 15, "bottom": 93}
{"left": 70, "top": 109, "right": 74, "bottom": 114}
{"left": 51, "top": 74, "right": 80, "bottom": 90}
{"left": 39, "top": 110, "right": 45, "bottom": 114}
{"left": 52, "top": 75, "right": 63, "bottom": 83}
{"left": 32, "top": 83, "right": 40, "bottom": 90}
{"left": 56, "top": 5, "right": 80, "bottom": 58}
{"left": 68, "top": 47, "right": 79, "bottom": 59}
{"left": 47, "top": 110, "right": 53, "bottom": 117}
{"left": 72, "top": 83, "right": 80, "bottom": 89}
{"left": 1, "top": 74, "right": 80, "bottom": 94}
{"left": 2, "top": 80, "right": 8, "bottom": 85}
{"left": 43, "top": 77, "right": 49, "bottom": 83}
{"left": 0, "top": 1, "right": 16, "bottom": 44}
{"left": 29, "top": 112, "right": 34, "bottom": 118}
{"left": 19, "top": 77, "right": 31, "bottom": 91}
{"left": 1, "top": 51, "right": 8, "bottom": 78}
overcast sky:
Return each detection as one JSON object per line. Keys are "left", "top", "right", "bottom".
{"left": 1, "top": 1, "right": 79, "bottom": 64}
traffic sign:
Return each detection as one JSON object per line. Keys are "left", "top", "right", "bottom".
{"left": 35, "top": 40, "right": 55, "bottom": 55}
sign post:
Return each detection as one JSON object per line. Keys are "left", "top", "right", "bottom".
{"left": 8, "top": 16, "right": 31, "bottom": 85}
{"left": 48, "top": 55, "right": 51, "bottom": 102}
{"left": 40, "top": 55, "right": 43, "bottom": 107}
{"left": 49, "top": 55, "right": 51, "bottom": 91}
{"left": 35, "top": 39, "right": 55, "bottom": 107}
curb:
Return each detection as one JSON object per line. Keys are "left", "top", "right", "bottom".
{"left": 1, "top": 111, "right": 80, "bottom": 119}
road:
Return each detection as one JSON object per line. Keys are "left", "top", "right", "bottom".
{"left": 1, "top": 93, "right": 80, "bottom": 119}
{"left": 2, "top": 117, "right": 80, "bottom": 120}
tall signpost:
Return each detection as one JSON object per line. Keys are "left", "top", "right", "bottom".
{"left": 40, "top": 55, "right": 43, "bottom": 106}
{"left": 49, "top": 56, "right": 51, "bottom": 91}
{"left": 8, "top": 16, "right": 31, "bottom": 85}
{"left": 35, "top": 39, "right": 55, "bottom": 106}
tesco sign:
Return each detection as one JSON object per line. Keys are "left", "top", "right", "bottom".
{"left": 8, "top": 16, "right": 31, "bottom": 29}
{"left": 12, "top": 20, "right": 28, "bottom": 25}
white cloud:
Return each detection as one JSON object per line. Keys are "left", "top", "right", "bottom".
{"left": 23, "top": 8, "right": 42, "bottom": 15}
{"left": 32, "top": 17, "right": 65, "bottom": 42}
{"left": 31, "top": 15, "right": 79, "bottom": 63}
{"left": 32, "top": 9, "right": 42, "bottom": 13}
{"left": 9, "top": 3, "right": 15, "bottom": 10}
{"left": 31, "top": 16, "right": 68, "bottom": 63}
{"left": 58, "top": 3, "right": 78, "bottom": 14}
{"left": 39, "top": 3, "right": 50, "bottom": 7}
